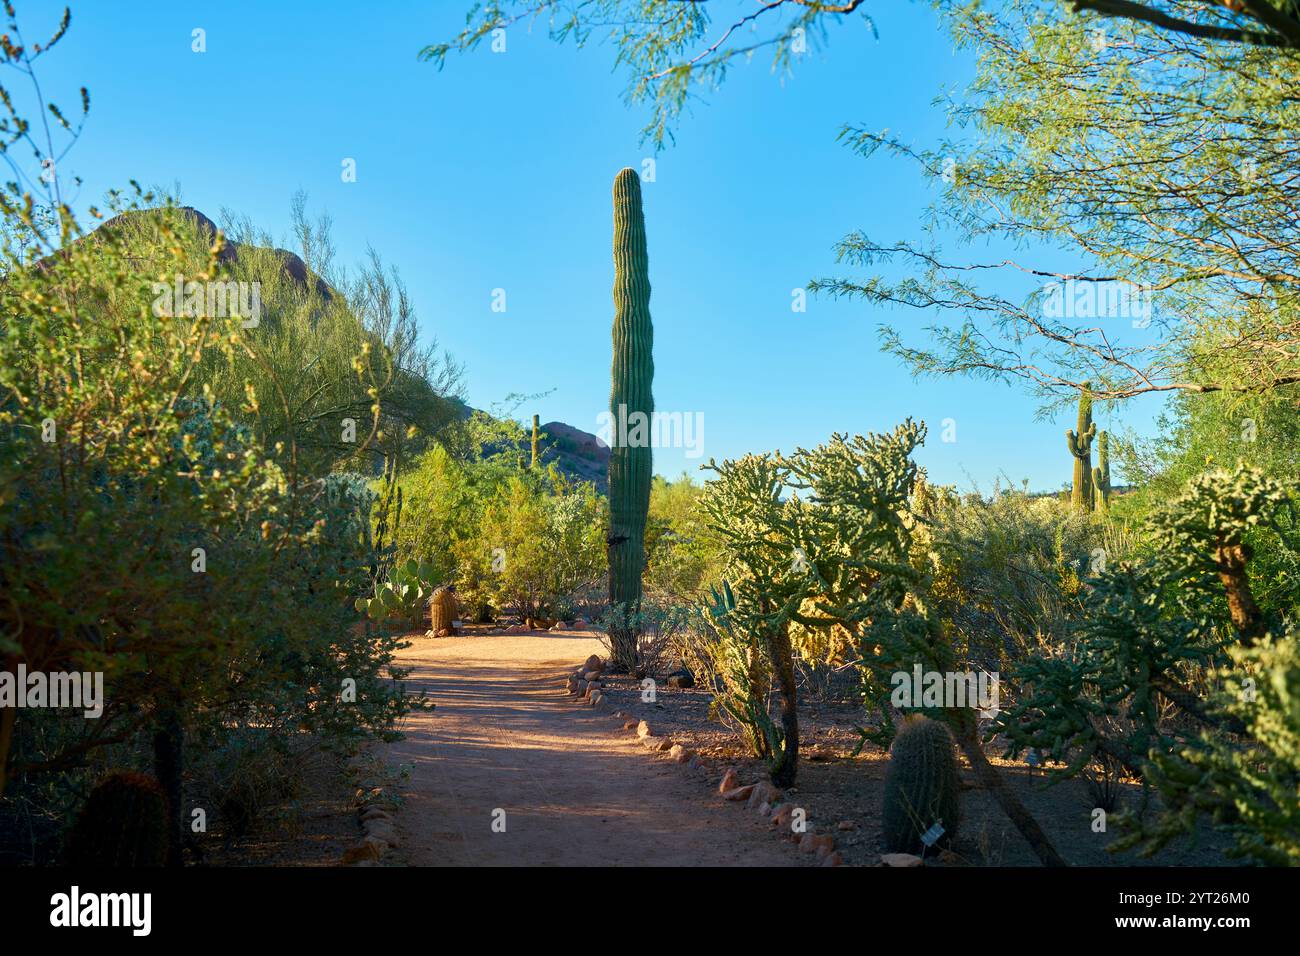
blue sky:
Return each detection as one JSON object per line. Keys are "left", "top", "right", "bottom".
{"left": 34, "top": 0, "right": 1162, "bottom": 491}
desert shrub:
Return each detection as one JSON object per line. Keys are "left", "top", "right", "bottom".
{"left": 0, "top": 12, "right": 429, "bottom": 860}
{"left": 451, "top": 470, "right": 606, "bottom": 624}
{"left": 596, "top": 599, "right": 689, "bottom": 678}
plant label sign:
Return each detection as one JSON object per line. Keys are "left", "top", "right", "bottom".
{"left": 920, "top": 822, "right": 945, "bottom": 848}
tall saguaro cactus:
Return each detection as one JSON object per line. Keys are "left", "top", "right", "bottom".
{"left": 531, "top": 414, "right": 540, "bottom": 468}
{"left": 1066, "top": 385, "right": 1097, "bottom": 512}
{"left": 1093, "top": 430, "right": 1112, "bottom": 512}
{"left": 607, "top": 167, "right": 655, "bottom": 670}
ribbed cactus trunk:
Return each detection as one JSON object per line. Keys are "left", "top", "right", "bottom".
{"left": 1093, "top": 430, "right": 1111, "bottom": 511}
{"left": 607, "top": 168, "right": 654, "bottom": 671}
{"left": 1066, "top": 385, "right": 1097, "bottom": 512}
{"left": 531, "top": 414, "right": 540, "bottom": 468}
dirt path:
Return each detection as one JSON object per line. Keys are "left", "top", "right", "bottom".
{"left": 385, "top": 629, "right": 807, "bottom": 867}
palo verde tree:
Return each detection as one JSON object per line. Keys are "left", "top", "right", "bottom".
{"left": 809, "top": 1, "right": 1300, "bottom": 412}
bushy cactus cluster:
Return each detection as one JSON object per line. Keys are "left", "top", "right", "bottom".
{"left": 64, "top": 771, "right": 169, "bottom": 867}
{"left": 882, "top": 717, "right": 962, "bottom": 854}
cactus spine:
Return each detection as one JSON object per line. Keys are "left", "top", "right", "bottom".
{"left": 607, "top": 167, "right": 654, "bottom": 670}
{"left": 64, "top": 771, "right": 170, "bottom": 866}
{"left": 1066, "top": 385, "right": 1097, "bottom": 512}
{"left": 882, "top": 717, "right": 961, "bottom": 854}
{"left": 531, "top": 414, "right": 540, "bottom": 468}
{"left": 1093, "top": 430, "right": 1111, "bottom": 511}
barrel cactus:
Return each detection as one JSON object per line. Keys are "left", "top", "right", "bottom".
{"left": 1066, "top": 385, "right": 1097, "bottom": 512}
{"left": 430, "top": 585, "right": 459, "bottom": 636}
{"left": 1093, "top": 430, "right": 1112, "bottom": 511}
{"left": 64, "top": 771, "right": 169, "bottom": 867}
{"left": 607, "top": 167, "right": 654, "bottom": 670}
{"left": 882, "top": 716, "right": 961, "bottom": 854}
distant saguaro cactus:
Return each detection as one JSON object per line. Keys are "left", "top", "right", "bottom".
{"left": 607, "top": 167, "right": 655, "bottom": 671}
{"left": 531, "top": 414, "right": 540, "bottom": 468}
{"left": 1093, "top": 430, "right": 1112, "bottom": 512}
{"left": 1066, "top": 385, "right": 1097, "bottom": 512}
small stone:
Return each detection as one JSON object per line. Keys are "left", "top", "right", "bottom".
{"left": 719, "top": 769, "right": 740, "bottom": 794}
{"left": 360, "top": 807, "right": 391, "bottom": 823}
{"left": 836, "top": 820, "right": 856, "bottom": 832}
{"left": 666, "top": 672, "right": 694, "bottom": 689}
{"left": 652, "top": 738, "right": 673, "bottom": 752}
{"left": 623, "top": 720, "right": 638, "bottom": 731}
{"left": 668, "top": 744, "right": 691, "bottom": 763}
{"left": 341, "top": 842, "right": 382, "bottom": 864}
{"left": 722, "top": 784, "right": 755, "bottom": 802}
{"left": 637, "top": 720, "right": 654, "bottom": 738}
{"left": 880, "top": 853, "right": 924, "bottom": 868}
{"left": 435, "top": 628, "right": 451, "bottom": 638}
{"left": 771, "top": 804, "right": 794, "bottom": 829}
{"left": 590, "top": 692, "right": 603, "bottom": 707}
{"left": 756, "top": 801, "right": 771, "bottom": 817}
{"left": 584, "top": 670, "right": 602, "bottom": 681}
{"left": 583, "top": 654, "right": 603, "bottom": 673}
{"left": 821, "top": 852, "right": 844, "bottom": 867}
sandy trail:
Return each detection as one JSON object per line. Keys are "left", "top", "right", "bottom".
{"left": 386, "top": 630, "right": 805, "bottom": 867}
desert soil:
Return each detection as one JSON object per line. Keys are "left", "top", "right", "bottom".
{"left": 383, "top": 628, "right": 813, "bottom": 867}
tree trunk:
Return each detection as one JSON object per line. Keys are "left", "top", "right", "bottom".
{"left": 955, "top": 727, "right": 1067, "bottom": 867}
{"left": 764, "top": 624, "right": 799, "bottom": 789}
{"left": 152, "top": 705, "right": 184, "bottom": 868}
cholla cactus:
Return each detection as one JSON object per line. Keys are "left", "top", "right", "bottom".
{"left": 1066, "top": 385, "right": 1097, "bottom": 511}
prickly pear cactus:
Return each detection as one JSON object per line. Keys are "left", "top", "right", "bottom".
{"left": 882, "top": 716, "right": 961, "bottom": 854}
{"left": 356, "top": 558, "right": 436, "bottom": 627}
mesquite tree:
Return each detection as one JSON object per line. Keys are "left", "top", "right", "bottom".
{"left": 606, "top": 168, "right": 655, "bottom": 670}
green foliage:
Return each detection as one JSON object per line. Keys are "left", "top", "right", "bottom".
{"left": 422, "top": 2, "right": 870, "bottom": 148}
{"left": 997, "top": 463, "right": 1300, "bottom": 863}
{"left": 607, "top": 167, "right": 655, "bottom": 669}
{"left": 1134, "top": 634, "right": 1300, "bottom": 866}
{"left": 645, "top": 473, "right": 724, "bottom": 602}
{"left": 882, "top": 717, "right": 961, "bottom": 855}
{"left": 0, "top": 9, "right": 421, "bottom": 851}
{"left": 63, "top": 771, "right": 168, "bottom": 867}
{"left": 357, "top": 557, "right": 438, "bottom": 628}
{"left": 811, "top": 2, "right": 1300, "bottom": 409}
